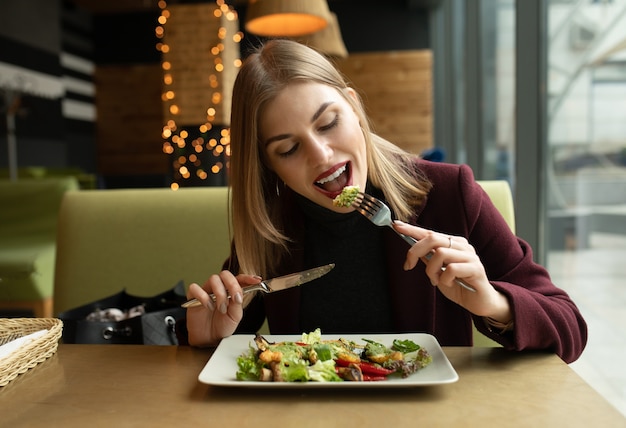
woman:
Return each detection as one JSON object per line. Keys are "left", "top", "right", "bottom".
{"left": 186, "top": 39, "right": 587, "bottom": 363}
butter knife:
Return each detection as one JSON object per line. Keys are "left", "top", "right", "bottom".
{"left": 181, "top": 263, "right": 335, "bottom": 308}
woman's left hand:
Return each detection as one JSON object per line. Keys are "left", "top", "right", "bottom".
{"left": 393, "top": 221, "right": 512, "bottom": 323}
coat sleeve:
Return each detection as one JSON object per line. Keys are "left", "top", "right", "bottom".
{"left": 417, "top": 161, "right": 587, "bottom": 362}
{"left": 451, "top": 164, "right": 588, "bottom": 363}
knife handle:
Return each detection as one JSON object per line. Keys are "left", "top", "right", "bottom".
{"left": 181, "top": 282, "right": 269, "bottom": 308}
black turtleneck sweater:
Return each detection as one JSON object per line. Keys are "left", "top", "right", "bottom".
{"left": 295, "top": 193, "right": 394, "bottom": 333}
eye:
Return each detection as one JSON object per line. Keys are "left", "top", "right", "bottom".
{"left": 318, "top": 115, "right": 339, "bottom": 132}
{"left": 277, "top": 142, "right": 299, "bottom": 158}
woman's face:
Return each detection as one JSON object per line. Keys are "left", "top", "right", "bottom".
{"left": 259, "top": 82, "right": 367, "bottom": 212}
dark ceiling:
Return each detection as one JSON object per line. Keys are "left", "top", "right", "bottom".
{"left": 69, "top": 0, "right": 438, "bottom": 15}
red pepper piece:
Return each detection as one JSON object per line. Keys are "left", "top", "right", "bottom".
{"left": 335, "top": 359, "right": 395, "bottom": 377}
{"left": 362, "top": 374, "right": 387, "bottom": 381}
{"left": 356, "top": 361, "right": 394, "bottom": 376}
{"left": 335, "top": 358, "right": 356, "bottom": 367}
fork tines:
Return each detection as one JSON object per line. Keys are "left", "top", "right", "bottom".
{"left": 351, "top": 191, "right": 381, "bottom": 211}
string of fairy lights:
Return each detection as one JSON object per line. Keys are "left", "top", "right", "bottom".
{"left": 155, "top": 0, "right": 242, "bottom": 189}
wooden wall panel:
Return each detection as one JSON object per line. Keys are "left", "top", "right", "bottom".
{"left": 94, "top": 3, "right": 240, "bottom": 179}
{"left": 95, "top": 64, "right": 166, "bottom": 176}
{"left": 336, "top": 50, "right": 433, "bottom": 154}
{"left": 94, "top": 49, "right": 432, "bottom": 178}
{"left": 162, "top": 3, "right": 239, "bottom": 126}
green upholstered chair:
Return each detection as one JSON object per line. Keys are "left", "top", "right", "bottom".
{"left": 477, "top": 180, "right": 516, "bottom": 234}
{"left": 53, "top": 181, "right": 516, "bottom": 347}
{"left": 0, "top": 177, "right": 80, "bottom": 317}
{"left": 53, "top": 187, "right": 231, "bottom": 315}
{"left": 475, "top": 180, "right": 516, "bottom": 346}
{"left": 0, "top": 167, "right": 96, "bottom": 189}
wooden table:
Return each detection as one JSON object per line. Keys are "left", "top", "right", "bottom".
{"left": 0, "top": 344, "right": 623, "bottom": 427}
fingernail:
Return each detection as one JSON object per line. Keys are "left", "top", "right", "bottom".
{"left": 403, "top": 260, "right": 410, "bottom": 271}
{"left": 234, "top": 292, "right": 243, "bottom": 304}
{"left": 219, "top": 302, "right": 228, "bottom": 314}
{"left": 253, "top": 275, "right": 262, "bottom": 280}
{"left": 207, "top": 299, "right": 216, "bottom": 311}
{"left": 394, "top": 220, "right": 405, "bottom": 225}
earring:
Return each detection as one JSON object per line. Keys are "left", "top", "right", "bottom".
{"left": 275, "top": 180, "right": 281, "bottom": 196}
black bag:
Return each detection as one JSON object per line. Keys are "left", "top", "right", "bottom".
{"left": 58, "top": 281, "right": 187, "bottom": 345}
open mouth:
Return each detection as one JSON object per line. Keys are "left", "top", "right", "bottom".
{"left": 314, "top": 162, "right": 351, "bottom": 196}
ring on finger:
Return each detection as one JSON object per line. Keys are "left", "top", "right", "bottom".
{"left": 448, "top": 236, "right": 453, "bottom": 248}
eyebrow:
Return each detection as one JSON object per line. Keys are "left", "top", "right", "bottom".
{"left": 264, "top": 101, "right": 334, "bottom": 147}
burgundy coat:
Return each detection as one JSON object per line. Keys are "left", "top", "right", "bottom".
{"left": 234, "top": 160, "right": 588, "bottom": 363}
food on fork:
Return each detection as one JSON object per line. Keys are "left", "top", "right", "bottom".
{"left": 333, "top": 185, "right": 361, "bottom": 207}
{"left": 236, "top": 328, "right": 432, "bottom": 382}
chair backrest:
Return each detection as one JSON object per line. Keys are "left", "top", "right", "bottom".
{"left": 53, "top": 181, "right": 517, "bottom": 343}
{"left": 477, "top": 180, "right": 516, "bottom": 233}
{"left": 53, "top": 187, "right": 231, "bottom": 315}
{"left": 0, "top": 177, "right": 80, "bottom": 242}
{"left": 475, "top": 180, "right": 515, "bottom": 347}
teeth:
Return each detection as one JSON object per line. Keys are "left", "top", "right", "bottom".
{"left": 317, "top": 165, "right": 346, "bottom": 185}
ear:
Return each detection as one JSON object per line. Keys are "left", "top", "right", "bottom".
{"left": 345, "top": 87, "right": 364, "bottom": 124}
{"left": 346, "top": 87, "right": 358, "bottom": 102}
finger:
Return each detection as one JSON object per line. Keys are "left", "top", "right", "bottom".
{"left": 438, "top": 235, "right": 463, "bottom": 252}
{"left": 423, "top": 255, "right": 445, "bottom": 285}
{"left": 220, "top": 271, "right": 245, "bottom": 306}
{"left": 393, "top": 221, "right": 429, "bottom": 241}
{"left": 401, "top": 244, "right": 420, "bottom": 270}
{"left": 237, "top": 274, "right": 263, "bottom": 287}
{"left": 187, "top": 282, "right": 215, "bottom": 311}
{"left": 395, "top": 221, "right": 451, "bottom": 253}
{"left": 422, "top": 245, "right": 468, "bottom": 286}
{"left": 205, "top": 272, "right": 230, "bottom": 314}
{"left": 402, "top": 236, "right": 439, "bottom": 271}
{"left": 186, "top": 282, "right": 202, "bottom": 300}
{"left": 438, "top": 265, "right": 461, "bottom": 287}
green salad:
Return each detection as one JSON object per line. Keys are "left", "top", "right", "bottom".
{"left": 236, "top": 328, "right": 432, "bottom": 382}
{"left": 332, "top": 185, "right": 360, "bottom": 208}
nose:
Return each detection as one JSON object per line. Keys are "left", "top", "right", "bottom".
{"left": 304, "top": 136, "right": 333, "bottom": 166}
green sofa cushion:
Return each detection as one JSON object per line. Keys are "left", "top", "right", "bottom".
{"left": 53, "top": 186, "right": 231, "bottom": 315}
{"left": 0, "top": 243, "right": 55, "bottom": 300}
{"left": 0, "top": 243, "right": 54, "bottom": 275}
{"left": 0, "top": 177, "right": 79, "bottom": 301}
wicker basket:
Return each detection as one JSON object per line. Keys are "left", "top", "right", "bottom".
{"left": 0, "top": 318, "right": 63, "bottom": 386}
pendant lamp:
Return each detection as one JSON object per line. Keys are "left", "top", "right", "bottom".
{"left": 245, "top": 0, "right": 332, "bottom": 37}
{"left": 295, "top": 12, "right": 347, "bottom": 58}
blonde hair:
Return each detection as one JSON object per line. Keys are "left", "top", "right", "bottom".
{"left": 229, "top": 39, "right": 431, "bottom": 278}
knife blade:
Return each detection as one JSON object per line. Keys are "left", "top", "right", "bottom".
{"left": 181, "top": 263, "right": 335, "bottom": 308}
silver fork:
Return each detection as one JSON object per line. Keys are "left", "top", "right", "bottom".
{"left": 351, "top": 192, "right": 476, "bottom": 292}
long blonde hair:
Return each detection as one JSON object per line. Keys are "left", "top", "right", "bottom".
{"left": 229, "top": 39, "right": 431, "bottom": 278}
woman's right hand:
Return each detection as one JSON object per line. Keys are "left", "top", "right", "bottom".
{"left": 185, "top": 271, "right": 261, "bottom": 347}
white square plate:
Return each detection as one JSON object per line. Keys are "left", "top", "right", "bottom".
{"left": 198, "top": 333, "right": 458, "bottom": 388}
